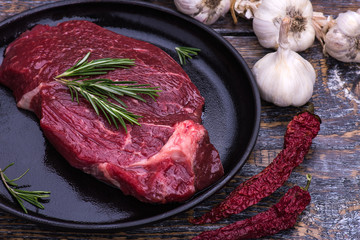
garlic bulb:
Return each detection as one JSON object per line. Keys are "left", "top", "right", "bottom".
{"left": 253, "top": 17, "right": 316, "bottom": 107}
{"left": 324, "top": 9, "right": 360, "bottom": 63}
{"left": 253, "top": 0, "right": 315, "bottom": 52}
{"left": 174, "top": 0, "right": 231, "bottom": 25}
{"left": 232, "top": 0, "right": 262, "bottom": 20}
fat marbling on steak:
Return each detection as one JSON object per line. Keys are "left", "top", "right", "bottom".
{"left": 0, "top": 20, "right": 224, "bottom": 203}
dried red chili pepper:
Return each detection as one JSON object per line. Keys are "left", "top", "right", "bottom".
{"left": 190, "top": 107, "right": 321, "bottom": 224}
{"left": 192, "top": 175, "right": 312, "bottom": 240}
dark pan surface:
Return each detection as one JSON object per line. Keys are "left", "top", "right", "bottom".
{"left": 0, "top": 0, "right": 260, "bottom": 231}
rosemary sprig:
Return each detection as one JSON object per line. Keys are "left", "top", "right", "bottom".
{"left": 175, "top": 46, "right": 201, "bottom": 65}
{"left": 55, "top": 52, "right": 161, "bottom": 132}
{"left": 56, "top": 52, "right": 135, "bottom": 78}
{"left": 56, "top": 78, "right": 161, "bottom": 130}
{"left": 0, "top": 163, "right": 50, "bottom": 214}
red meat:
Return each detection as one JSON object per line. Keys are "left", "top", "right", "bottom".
{"left": 0, "top": 20, "right": 224, "bottom": 203}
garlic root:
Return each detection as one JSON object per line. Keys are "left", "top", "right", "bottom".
{"left": 231, "top": 0, "right": 262, "bottom": 23}
{"left": 312, "top": 11, "right": 335, "bottom": 49}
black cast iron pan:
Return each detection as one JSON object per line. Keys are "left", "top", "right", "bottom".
{"left": 0, "top": 0, "right": 260, "bottom": 231}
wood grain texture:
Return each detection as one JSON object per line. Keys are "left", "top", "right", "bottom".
{"left": 0, "top": 0, "right": 359, "bottom": 239}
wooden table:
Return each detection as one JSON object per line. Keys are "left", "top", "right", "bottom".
{"left": 0, "top": 0, "right": 359, "bottom": 239}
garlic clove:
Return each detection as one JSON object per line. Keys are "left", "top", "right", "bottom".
{"left": 325, "top": 30, "right": 360, "bottom": 63}
{"left": 253, "top": 0, "right": 315, "bottom": 52}
{"left": 252, "top": 17, "right": 279, "bottom": 48}
{"left": 174, "top": 0, "right": 231, "bottom": 25}
{"left": 336, "top": 10, "right": 360, "bottom": 37}
{"left": 324, "top": 9, "right": 360, "bottom": 63}
{"left": 253, "top": 17, "right": 316, "bottom": 107}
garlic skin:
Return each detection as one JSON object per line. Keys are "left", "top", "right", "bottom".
{"left": 253, "top": 0, "right": 315, "bottom": 52}
{"left": 174, "top": 0, "right": 231, "bottom": 25}
{"left": 324, "top": 9, "right": 360, "bottom": 63}
{"left": 233, "top": 0, "right": 262, "bottom": 20}
{"left": 253, "top": 17, "right": 316, "bottom": 107}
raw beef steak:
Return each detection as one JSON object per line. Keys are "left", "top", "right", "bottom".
{"left": 0, "top": 20, "right": 224, "bottom": 203}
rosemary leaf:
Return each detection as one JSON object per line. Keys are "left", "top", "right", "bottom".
{"left": 56, "top": 52, "right": 135, "bottom": 78}
{"left": 0, "top": 163, "right": 50, "bottom": 214}
{"left": 175, "top": 46, "right": 201, "bottom": 65}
